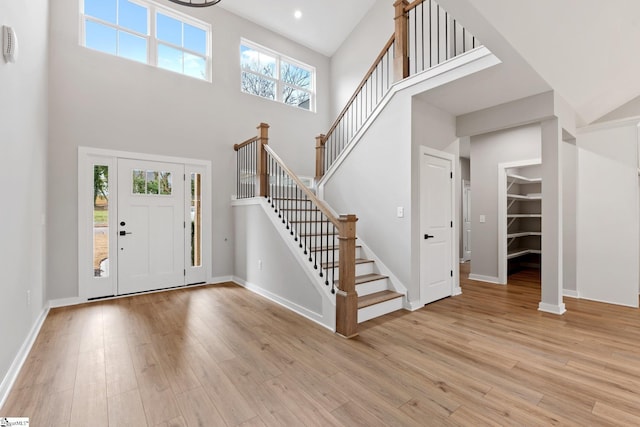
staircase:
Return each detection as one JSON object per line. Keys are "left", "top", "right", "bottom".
{"left": 283, "top": 198, "right": 404, "bottom": 323}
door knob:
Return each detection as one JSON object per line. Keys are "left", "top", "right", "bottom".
{"left": 424, "top": 234, "right": 434, "bottom": 239}
{"left": 119, "top": 231, "right": 132, "bottom": 236}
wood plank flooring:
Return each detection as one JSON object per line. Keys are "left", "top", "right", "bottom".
{"left": 3, "top": 265, "right": 640, "bottom": 425}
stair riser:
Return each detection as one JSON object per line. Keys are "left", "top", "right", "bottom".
{"left": 356, "top": 278, "right": 389, "bottom": 297}
{"left": 331, "top": 262, "right": 374, "bottom": 281}
{"left": 358, "top": 296, "right": 404, "bottom": 323}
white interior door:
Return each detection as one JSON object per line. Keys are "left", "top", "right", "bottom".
{"left": 462, "top": 180, "right": 471, "bottom": 262}
{"left": 421, "top": 152, "right": 453, "bottom": 305}
{"left": 118, "top": 159, "right": 185, "bottom": 295}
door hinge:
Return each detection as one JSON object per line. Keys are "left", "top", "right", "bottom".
{"left": 184, "top": 269, "right": 186, "bottom": 276}
{"left": 184, "top": 173, "right": 186, "bottom": 181}
{"left": 184, "top": 221, "right": 186, "bottom": 228}
{"left": 450, "top": 270, "right": 453, "bottom": 277}
{"left": 450, "top": 221, "right": 453, "bottom": 228}
{"left": 450, "top": 172, "right": 453, "bottom": 179}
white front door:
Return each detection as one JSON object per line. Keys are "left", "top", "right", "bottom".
{"left": 462, "top": 180, "right": 471, "bottom": 262}
{"left": 421, "top": 152, "right": 453, "bottom": 305}
{"left": 117, "top": 159, "right": 185, "bottom": 295}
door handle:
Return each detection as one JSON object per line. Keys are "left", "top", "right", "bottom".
{"left": 119, "top": 231, "right": 132, "bottom": 236}
{"left": 424, "top": 234, "right": 434, "bottom": 239}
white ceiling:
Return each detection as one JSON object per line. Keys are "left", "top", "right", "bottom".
{"left": 218, "top": 0, "right": 377, "bottom": 57}
{"left": 463, "top": 0, "right": 640, "bottom": 125}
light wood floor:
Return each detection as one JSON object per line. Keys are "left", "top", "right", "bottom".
{"left": 3, "top": 265, "right": 640, "bottom": 426}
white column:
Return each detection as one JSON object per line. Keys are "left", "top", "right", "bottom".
{"left": 539, "top": 118, "right": 566, "bottom": 314}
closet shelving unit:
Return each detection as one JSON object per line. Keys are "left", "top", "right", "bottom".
{"left": 506, "top": 171, "right": 542, "bottom": 272}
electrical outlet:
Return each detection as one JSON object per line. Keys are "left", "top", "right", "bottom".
{"left": 258, "top": 260, "right": 263, "bottom": 270}
{"left": 480, "top": 215, "right": 486, "bottom": 223}
{"left": 26, "top": 290, "right": 31, "bottom": 306}
{"left": 397, "top": 207, "right": 404, "bottom": 218}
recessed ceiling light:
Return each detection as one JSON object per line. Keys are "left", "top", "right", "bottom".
{"left": 294, "top": 10, "right": 302, "bottom": 19}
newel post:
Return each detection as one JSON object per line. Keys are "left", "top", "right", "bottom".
{"left": 257, "top": 122, "right": 269, "bottom": 198}
{"left": 336, "top": 214, "right": 358, "bottom": 338}
{"left": 315, "top": 134, "right": 326, "bottom": 181}
{"left": 393, "top": 0, "right": 409, "bottom": 82}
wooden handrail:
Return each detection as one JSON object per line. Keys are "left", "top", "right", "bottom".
{"left": 263, "top": 145, "right": 341, "bottom": 229}
{"left": 322, "top": 34, "right": 396, "bottom": 144}
{"left": 234, "top": 136, "right": 259, "bottom": 151}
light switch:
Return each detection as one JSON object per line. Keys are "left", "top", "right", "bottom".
{"left": 479, "top": 215, "right": 486, "bottom": 223}
{"left": 397, "top": 207, "right": 404, "bottom": 218}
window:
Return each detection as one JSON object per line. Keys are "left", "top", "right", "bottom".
{"left": 81, "top": 0, "right": 211, "bottom": 81}
{"left": 93, "top": 165, "right": 110, "bottom": 278}
{"left": 240, "top": 40, "right": 316, "bottom": 111}
{"left": 132, "top": 170, "right": 173, "bottom": 195}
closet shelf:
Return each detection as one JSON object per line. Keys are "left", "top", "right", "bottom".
{"left": 507, "top": 231, "right": 542, "bottom": 238}
{"left": 506, "top": 174, "right": 542, "bottom": 184}
{"left": 507, "top": 214, "right": 542, "bottom": 218}
{"left": 507, "top": 249, "right": 542, "bottom": 259}
{"left": 507, "top": 194, "right": 542, "bottom": 201}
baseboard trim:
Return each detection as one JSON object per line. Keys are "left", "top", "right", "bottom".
{"left": 49, "top": 276, "right": 234, "bottom": 309}
{"left": 538, "top": 302, "right": 567, "bottom": 315}
{"left": 453, "top": 286, "right": 463, "bottom": 296}
{"left": 404, "top": 300, "right": 423, "bottom": 311}
{"left": 232, "top": 276, "right": 333, "bottom": 332}
{"left": 468, "top": 274, "right": 504, "bottom": 285}
{"left": 0, "top": 306, "right": 50, "bottom": 411}
{"left": 563, "top": 289, "right": 580, "bottom": 299}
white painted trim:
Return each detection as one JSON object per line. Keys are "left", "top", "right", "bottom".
{"left": 453, "top": 286, "right": 463, "bottom": 296}
{"left": 468, "top": 274, "right": 503, "bottom": 285}
{"left": 405, "top": 300, "right": 423, "bottom": 311}
{"left": 0, "top": 306, "right": 50, "bottom": 410}
{"left": 48, "top": 277, "right": 233, "bottom": 309}
{"left": 232, "top": 276, "right": 333, "bottom": 331}
{"left": 419, "top": 146, "right": 458, "bottom": 305}
{"left": 497, "top": 159, "right": 542, "bottom": 285}
{"left": 563, "top": 289, "right": 580, "bottom": 298}
{"left": 317, "top": 46, "right": 496, "bottom": 195}
{"left": 538, "top": 302, "right": 567, "bottom": 315}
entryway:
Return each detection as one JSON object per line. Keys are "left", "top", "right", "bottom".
{"left": 78, "top": 148, "right": 211, "bottom": 300}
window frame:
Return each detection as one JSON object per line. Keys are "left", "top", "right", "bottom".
{"left": 240, "top": 39, "right": 316, "bottom": 112}
{"left": 80, "top": 0, "right": 212, "bottom": 82}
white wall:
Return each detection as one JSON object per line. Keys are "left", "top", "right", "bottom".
{"left": 0, "top": 0, "right": 49, "bottom": 400}
{"left": 576, "top": 122, "right": 639, "bottom": 307}
{"left": 469, "top": 124, "right": 541, "bottom": 280}
{"left": 324, "top": 94, "right": 414, "bottom": 297}
{"left": 47, "top": 0, "right": 331, "bottom": 300}
{"left": 329, "top": 0, "right": 394, "bottom": 118}
{"left": 562, "top": 140, "right": 577, "bottom": 293}
{"left": 233, "top": 202, "right": 333, "bottom": 328}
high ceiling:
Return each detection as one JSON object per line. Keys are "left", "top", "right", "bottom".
{"left": 218, "top": 0, "right": 377, "bottom": 57}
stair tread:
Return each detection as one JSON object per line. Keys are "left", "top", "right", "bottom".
{"left": 321, "top": 258, "right": 373, "bottom": 269}
{"left": 358, "top": 290, "right": 403, "bottom": 309}
{"left": 336, "top": 273, "right": 388, "bottom": 286}
{"left": 289, "top": 220, "right": 332, "bottom": 223}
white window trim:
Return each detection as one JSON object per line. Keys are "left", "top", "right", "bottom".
{"left": 79, "top": 0, "right": 212, "bottom": 82}
{"left": 240, "top": 38, "right": 316, "bottom": 112}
